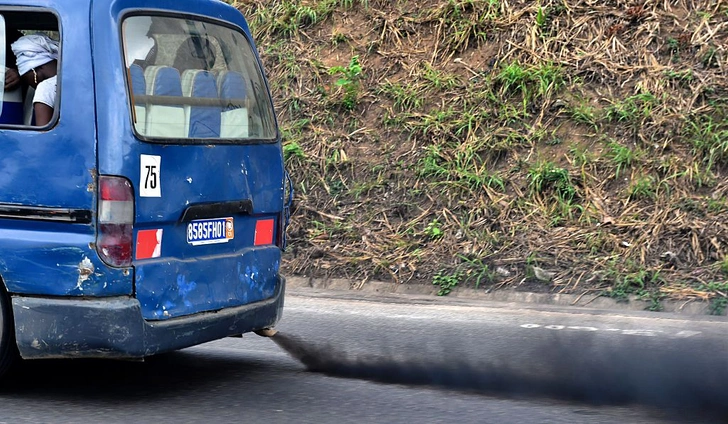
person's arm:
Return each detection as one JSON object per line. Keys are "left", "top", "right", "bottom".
{"left": 5, "top": 67, "right": 19, "bottom": 90}
{"left": 5, "top": 29, "right": 24, "bottom": 91}
{"left": 33, "top": 102, "right": 53, "bottom": 126}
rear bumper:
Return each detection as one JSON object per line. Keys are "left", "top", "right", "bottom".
{"left": 11, "top": 276, "right": 285, "bottom": 359}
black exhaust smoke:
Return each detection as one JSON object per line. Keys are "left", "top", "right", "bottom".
{"left": 271, "top": 331, "right": 728, "bottom": 418}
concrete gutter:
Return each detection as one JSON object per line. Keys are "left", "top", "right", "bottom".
{"left": 286, "top": 276, "right": 718, "bottom": 316}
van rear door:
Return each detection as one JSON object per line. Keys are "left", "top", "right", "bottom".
{"left": 93, "top": 6, "right": 285, "bottom": 320}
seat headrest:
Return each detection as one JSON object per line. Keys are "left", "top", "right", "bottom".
{"left": 217, "top": 71, "right": 247, "bottom": 110}
{"left": 145, "top": 66, "right": 182, "bottom": 97}
{"left": 182, "top": 70, "right": 217, "bottom": 99}
{"left": 129, "top": 64, "right": 146, "bottom": 96}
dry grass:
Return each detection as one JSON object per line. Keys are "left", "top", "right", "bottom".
{"left": 232, "top": 0, "right": 728, "bottom": 305}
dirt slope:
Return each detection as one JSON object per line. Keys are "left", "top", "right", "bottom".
{"left": 233, "top": 0, "right": 728, "bottom": 309}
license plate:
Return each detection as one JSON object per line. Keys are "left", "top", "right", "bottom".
{"left": 186, "top": 217, "right": 234, "bottom": 246}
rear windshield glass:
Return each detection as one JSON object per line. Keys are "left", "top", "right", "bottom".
{"left": 122, "top": 15, "right": 276, "bottom": 142}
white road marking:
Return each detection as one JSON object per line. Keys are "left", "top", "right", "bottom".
{"left": 520, "top": 323, "right": 701, "bottom": 338}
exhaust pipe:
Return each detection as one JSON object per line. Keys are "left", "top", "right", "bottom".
{"left": 254, "top": 328, "right": 278, "bottom": 338}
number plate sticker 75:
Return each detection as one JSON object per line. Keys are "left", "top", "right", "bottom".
{"left": 140, "top": 154, "right": 161, "bottom": 197}
{"left": 187, "top": 218, "right": 235, "bottom": 246}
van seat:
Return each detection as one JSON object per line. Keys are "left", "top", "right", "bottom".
{"left": 181, "top": 70, "right": 220, "bottom": 138}
{"left": 23, "top": 86, "right": 35, "bottom": 126}
{"left": 216, "top": 71, "right": 248, "bottom": 138}
{"left": 144, "top": 66, "right": 185, "bottom": 138}
{"left": 0, "top": 86, "right": 24, "bottom": 125}
{"left": 129, "top": 64, "right": 147, "bottom": 135}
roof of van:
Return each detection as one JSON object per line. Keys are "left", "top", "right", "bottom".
{"left": 7, "top": 0, "right": 233, "bottom": 7}
{"left": 3, "top": 0, "right": 244, "bottom": 25}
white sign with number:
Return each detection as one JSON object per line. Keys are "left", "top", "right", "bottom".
{"left": 140, "top": 154, "right": 161, "bottom": 197}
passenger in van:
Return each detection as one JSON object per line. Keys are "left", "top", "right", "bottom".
{"left": 4, "top": 29, "right": 23, "bottom": 91}
{"left": 11, "top": 34, "right": 59, "bottom": 126}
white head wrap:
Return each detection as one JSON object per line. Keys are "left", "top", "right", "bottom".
{"left": 11, "top": 34, "right": 59, "bottom": 76}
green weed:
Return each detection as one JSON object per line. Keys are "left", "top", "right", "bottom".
{"left": 569, "top": 103, "right": 598, "bottom": 129}
{"left": 720, "top": 257, "right": 728, "bottom": 275}
{"left": 433, "top": 255, "right": 497, "bottom": 296}
{"left": 535, "top": 6, "right": 547, "bottom": 30}
{"left": 295, "top": 6, "right": 318, "bottom": 26}
{"left": 495, "top": 61, "right": 563, "bottom": 101}
{"left": 528, "top": 161, "right": 576, "bottom": 202}
{"left": 605, "top": 92, "right": 658, "bottom": 122}
{"left": 433, "top": 0, "right": 500, "bottom": 52}
{"left": 628, "top": 175, "right": 657, "bottom": 200}
{"left": 533, "top": 63, "right": 564, "bottom": 97}
{"left": 496, "top": 61, "right": 529, "bottom": 95}
{"left": 546, "top": 198, "right": 585, "bottom": 227}
{"left": 709, "top": 297, "right": 728, "bottom": 315}
{"left": 702, "top": 46, "right": 718, "bottom": 68}
{"left": 707, "top": 197, "right": 727, "bottom": 213}
{"left": 684, "top": 113, "right": 728, "bottom": 169}
{"left": 605, "top": 265, "right": 663, "bottom": 302}
{"left": 665, "top": 69, "right": 694, "bottom": 83}
{"left": 326, "top": 177, "right": 346, "bottom": 196}
{"left": 569, "top": 145, "right": 595, "bottom": 168}
{"left": 667, "top": 37, "right": 681, "bottom": 53}
{"left": 329, "top": 55, "right": 363, "bottom": 110}
{"left": 331, "top": 31, "right": 349, "bottom": 45}
{"left": 698, "top": 281, "right": 728, "bottom": 293}
{"left": 535, "top": 4, "right": 565, "bottom": 35}
{"left": 607, "top": 142, "right": 637, "bottom": 178}
{"left": 418, "top": 142, "right": 506, "bottom": 193}
{"left": 419, "top": 145, "right": 450, "bottom": 179}
{"left": 247, "top": 2, "right": 328, "bottom": 38}
{"left": 283, "top": 141, "right": 306, "bottom": 161}
{"left": 421, "top": 63, "right": 460, "bottom": 90}
{"left": 424, "top": 219, "right": 444, "bottom": 240}
{"left": 378, "top": 80, "right": 425, "bottom": 111}
{"left": 432, "top": 270, "right": 463, "bottom": 296}
{"left": 682, "top": 162, "right": 717, "bottom": 188}
{"left": 325, "top": 147, "right": 350, "bottom": 170}
{"left": 641, "top": 291, "right": 665, "bottom": 312}
{"left": 460, "top": 256, "right": 496, "bottom": 288}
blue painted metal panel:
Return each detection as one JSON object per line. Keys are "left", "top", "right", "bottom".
{"left": 0, "top": 1, "right": 95, "bottom": 209}
{"left": 0, "top": 0, "right": 134, "bottom": 297}
{"left": 0, "top": 220, "right": 130, "bottom": 296}
{"left": 92, "top": 0, "right": 285, "bottom": 319}
{"left": 136, "top": 246, "right": 280, "bottom": 320}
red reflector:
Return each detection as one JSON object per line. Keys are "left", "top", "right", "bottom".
{"left": 136, "top": 229, "right": 163, "bottom": 260}
{"left": 254, "top": 219, "right": 275, "bottom": 246}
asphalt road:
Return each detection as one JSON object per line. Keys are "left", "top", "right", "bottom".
{"left": 1, "top": 288, "right": 727, "bottom": 423}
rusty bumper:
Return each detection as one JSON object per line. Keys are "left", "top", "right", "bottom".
{"left": 11, "top": 276, "right": 285, "bottom": 359}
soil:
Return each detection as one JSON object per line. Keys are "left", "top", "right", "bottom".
{"left": 235, "top": 0, "right": 728, "bottom": 305}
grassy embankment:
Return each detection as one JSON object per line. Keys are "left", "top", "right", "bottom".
{"left": 231, "top": 0, "right": 728, "bottom": 311}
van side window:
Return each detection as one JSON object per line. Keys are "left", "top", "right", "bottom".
{"left": 122, "top": 15, "right": 277, "bottom": 142}
{"left": 0, "top": 11, "right": 60, "bottom": 128}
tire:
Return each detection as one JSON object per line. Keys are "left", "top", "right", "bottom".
{"left": 0, "top": 285, "right": 18, "bottom": 379}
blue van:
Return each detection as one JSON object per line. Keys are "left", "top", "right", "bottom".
{"left": 0, "top": 0, "right": 290, "bottom": 376}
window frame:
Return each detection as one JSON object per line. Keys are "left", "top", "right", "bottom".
{"left": 0, "top": 7, "right": 62, "bottom": 131}
{"left": 119, "top": 10, "right": 279, "bottom": 145}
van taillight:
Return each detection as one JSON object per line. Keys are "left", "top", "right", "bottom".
{"left": 97, "top": 176, "right": 134, "bottom": 267}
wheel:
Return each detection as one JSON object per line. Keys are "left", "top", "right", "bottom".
{"left": 0, "top": 285, "right": 18, "bottom": 379}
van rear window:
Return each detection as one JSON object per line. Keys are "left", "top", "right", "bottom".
{"left": 122, "top": 15, "right": 276, "bottom": 142}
